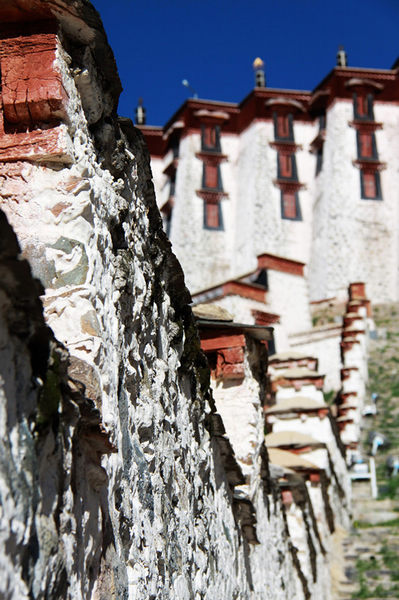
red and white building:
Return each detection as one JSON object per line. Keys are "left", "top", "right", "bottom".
{"left": 139, "top": 55, "right": 399, "bottom": 307}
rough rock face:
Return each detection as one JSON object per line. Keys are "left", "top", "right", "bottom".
{"left": 0, "top": 3, "right": 303, "bottom": 599}
{"left": 0, "top": 2, "right": 360, "bottom": 600}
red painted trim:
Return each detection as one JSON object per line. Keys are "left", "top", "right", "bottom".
{"left": 222, "top": 281, "right": 266, "bottom": 302}
{"left": 271, "top": 375, "right": 325, "bottom": 391}
{"left": 349, "top": 120, "right": 383, "bottom": 132}
{"left": 257, "top": 253, "right": 305, "bottom": 276}
{"left": 349, "top": 282, "right": 367, "bottom": 300}
{"left": 271, "top": 140, "right": 302, "bottom": 153}
{"left": 251, "top": 309, "right": 280, "bottom": 325}
{"left": 274, "top": 180, "right": 305, "bottom": 192}
{"left": 141, "top": 66, "right": 399, "bottom": 156}
{"left": 195, "top": 152, "right": 227, "bottom": 164}
{"left": 136, "top": 126, "right": 166, "bottom": 156}
{"left": 200, "top": 333, "right": 245, "bottom": 352}
{"left": 196, "top": 189, "right": 228, "bottom": 203}
{"left": 353, "top": 158, "right": 386, "bottom": 172}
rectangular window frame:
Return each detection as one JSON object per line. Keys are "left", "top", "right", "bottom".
{"left": 353, "top": 92, "right": 374, "bottom": 121}
{"left": 273, "top": 112, "right": 294, "bottom": 141}
{"left": 202, "top": 162, "right": 223, "bottom": 190}
{"left": 281, "top": 190, "right": 302, "bottom": 221}
{"left": 360, "top": 170, "right": 382, "bottom": 200}
{"left": 278, "top": 152, "right": 297, "bottom": 180}
{"left": 203, "top": 200, "right": 224, "bottom": 231}
{"left": 356, "top": 131, "right": 378, "bottom": 160}
{"left": 201, "top": 124, "right": 221, "bottom": 152}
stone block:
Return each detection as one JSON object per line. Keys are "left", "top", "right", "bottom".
{"left": 0, "top": 32, "right": 68, "bottom": 127}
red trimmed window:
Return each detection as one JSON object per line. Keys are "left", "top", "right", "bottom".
{"left": 281, "top": 191, "right": 298, "bottom": 219}
{"left": 362, "top": 171, "right": 377, "bottom": 198}
{"left": 274, "top": 112, "right": 293, "bottom": 140}
{"left": 353, "top": 93, "right": 373, "bottom": 120}
{"left": 202, "top": 125, "right": 220, "bottom": 151}
{"left": 358, "top": 132, "right": 374, "bottom": 158}
{"left": 277, "top": 115, "right": 289, "bottom": 138}
{"left": 204, "top": 163, "right": 219, "bottom": 188}
{"left": 356, "top": 96, "right": 367, "bottom": 118}
{"left": 279, "top": 153, "right": 293, "bottom": 178}
{"left": 205, "top": 202, "right": 220, "bottom": 228}
{"left": 204, "top": 126, "right": 216, "bottom": 148}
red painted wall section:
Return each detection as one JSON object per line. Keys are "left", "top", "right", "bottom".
{"left": 257, "top": 253, "right": 305, "bottom": 276}
{"left": 348, "top": 282, "right": 366, "bottom": 300}
{"left": 216, "top": 346, "right": 245, "bottom": 380}
{"left": 0, "top": 23, "right": 70, "bottom": 163}
{"left": 0, "top": 29, "right": 68, "bottom": 127}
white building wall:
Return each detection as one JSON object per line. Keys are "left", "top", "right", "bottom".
{"left": 309, "top": 99, "right": 399, "bottom": 302}
{"left": 289, "top": 327, "right": 343, "bottom": 391}
{"left": 267, "top": 270, "right": 312, "bottom": 334}
{"left": 169, "top": 133, "right": 235, "bottom": 292}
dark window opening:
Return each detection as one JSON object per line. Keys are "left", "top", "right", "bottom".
{"left": 316, "top": 147, "right": 323, "bottom": 175}
{"left": 267, "top": 334, "right": 276, "bottom": 356}
{"left": 201, "top": 124, "right": 221, "bottom": 152}
{"left": 254, "top": 269, "right": 269, "bottom": 290}
{"left": 360, "top": 170, "right": 382, "bottom": 200}
{"left": 171, "top": 139, "right": 179, "bottom": 159}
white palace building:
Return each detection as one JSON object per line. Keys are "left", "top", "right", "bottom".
{"left": 139, "top": 51, "right": 396, "bottom": 376}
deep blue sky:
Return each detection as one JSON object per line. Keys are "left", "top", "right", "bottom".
{"left": 91, "top": 0, "right": 399, "bottom": 126}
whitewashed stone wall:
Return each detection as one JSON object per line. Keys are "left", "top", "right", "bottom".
{"left": 309, "top": 100, "right": 399, "bottom": 302}
{"left": 289, "top": 325, "right": 343, "bottom": 391}
{"left": 0, "top": 4, "right": 339, "bottom": 600}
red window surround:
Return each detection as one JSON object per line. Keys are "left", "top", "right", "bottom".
{"left": 362, "top": 171, "right": 377, "bottom": 198}
{"left": 279, "top": 153, "right": 293, "bottom": 178}
{"left": 204, "top": 163, "right": 218, "bottom": 188}
{"left": 277, "top": 114, "right": 290, "bottom": 138}
{"left": 358, "top": 132, "right": 373, "bottom": 158}
{"left": 282, "top": 191, "right": 297, "bottom": 219}
{"left": 203, "top": 125, "right": 217, "bottom": 149}
{"left": 205, "top": 201, "right": 220, "bottom": 228}
{"left": 355, "top": 95, "right": 368, "bottom": 118}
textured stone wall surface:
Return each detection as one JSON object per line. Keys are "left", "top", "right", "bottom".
{"left": 0, "top": 3, "right": 332, "bottom": 600}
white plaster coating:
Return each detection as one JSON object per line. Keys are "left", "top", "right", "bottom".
{"left": 309, "top": 100, "right": 399, "bottom": 302}
{"left": 0, "top": 22, "right": 331, "bottom": 600}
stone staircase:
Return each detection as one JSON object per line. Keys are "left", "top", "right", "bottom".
{"left": 334, "top": 304, "right": 399, "bottom": 600}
